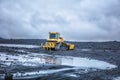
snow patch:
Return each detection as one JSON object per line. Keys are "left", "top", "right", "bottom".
{"left": 65, "top": 73, "right": 78, "bottom": 77}
{"left": 13, "top": 68, "right": 77, "bottom": 79}
{"left": 0, "top": 52, "right": 47, "bottom": 67}
{"left": 0, "top": 44, "right": 39, "bottom": 48}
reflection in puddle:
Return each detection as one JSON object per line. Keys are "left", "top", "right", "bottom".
{"left": 38, "top": 55, "right": 116, "bottom": 69}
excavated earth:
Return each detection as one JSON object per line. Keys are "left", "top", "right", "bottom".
{"left": 0, "top": 39, "right": 120, "bottom": 80}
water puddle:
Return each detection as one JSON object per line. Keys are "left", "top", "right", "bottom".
{"left": 0, "top": 52, "right": 117, "bottom": 79}
{"left": 0, "top": 52, "right": 116, "bottom": 69}
{"left": 52, "top": 56, "right": 116, "bottom": 69}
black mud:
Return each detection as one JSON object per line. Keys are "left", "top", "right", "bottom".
{"left": 0, "top": 39, "right": 120, "bottom": 80}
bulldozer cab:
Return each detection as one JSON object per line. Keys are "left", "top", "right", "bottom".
{"left": 49, "top": 32, "right": 60, "bottom": 39}
{"left": 48, "top": 32, "right": 63, "bottom": 43}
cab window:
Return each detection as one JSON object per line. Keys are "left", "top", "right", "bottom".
{"left": 50, "top": 34, "right": 56, "bottom": 39}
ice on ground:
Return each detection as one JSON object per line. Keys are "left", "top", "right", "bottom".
{"left": 0, "top": 53, "right": 47, "bottom": 67}
{"left": 113, "top": 77, "right": 120, "bottom": 80}
{"left": 13, "top": 68, "right": 78, "bottom": 79}
{"left": 65, "top": 73, "right": 78, "bottom": 77}
{"left": 81, "top": 49, "right": 92, "bottom": 51}
{"left": 0, "top": 44, "right": 39, "bottom": 48}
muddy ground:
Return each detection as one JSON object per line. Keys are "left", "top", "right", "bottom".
{"left": 0, "top": 39, "right": 120, "bottom": 80}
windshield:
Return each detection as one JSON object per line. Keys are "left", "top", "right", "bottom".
{"left": 49, "top": 34, "right": 56, "bottom": 39}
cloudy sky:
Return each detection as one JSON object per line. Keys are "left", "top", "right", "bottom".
{"left": 0, "top": 0, "right": 120, "bottom": 41}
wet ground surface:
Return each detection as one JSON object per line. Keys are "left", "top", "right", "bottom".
{"left": 0, "top": 40, "right": 120, "bottom": 80}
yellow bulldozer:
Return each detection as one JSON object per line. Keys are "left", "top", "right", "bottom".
{"left": 41, "top": 32, "right": 74, "bottom": 50}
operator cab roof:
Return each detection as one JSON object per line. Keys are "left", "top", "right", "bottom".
{"left": 49, "top": 32, "right": 60, "bottom": 34}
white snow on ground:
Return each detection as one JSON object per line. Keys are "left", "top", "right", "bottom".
{"left": 0, "top": 53, "right": 47, "bottom": 67}
{"left": 64, "top": 73, "right": 78, "bottom": 77}
{"left": 0, "top": 44, "right": 39, "bottom": 48}
{"left": 81, "top": 49, "right": 92, "bottom": 51}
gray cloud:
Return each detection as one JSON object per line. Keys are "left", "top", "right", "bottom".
{"left": 0, "top": 0, "right": 120, "bottom": 41}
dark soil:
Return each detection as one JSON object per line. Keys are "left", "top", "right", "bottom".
{"left": 0, "top": 39, "right": 120, "bottom": 80}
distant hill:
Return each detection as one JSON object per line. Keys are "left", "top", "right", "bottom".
{"left": 0, "top": 37, "right": 4, "bottom": 39}
{"left": 0, "top": 39, "right": 45, "bottom": 45}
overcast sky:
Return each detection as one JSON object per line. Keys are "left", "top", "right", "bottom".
{"left": 0, "top": 0, "right": 120, "bottom": 41}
